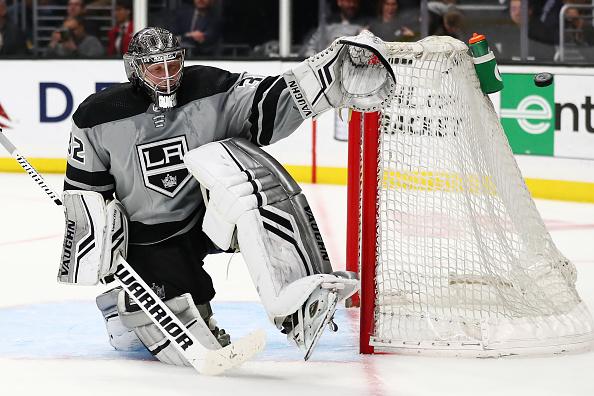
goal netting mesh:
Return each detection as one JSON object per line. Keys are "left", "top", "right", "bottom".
{"left": 364, "top": 36, "right": 593, "bottom": 355}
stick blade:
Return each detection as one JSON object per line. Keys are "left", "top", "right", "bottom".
{"left": 200, "top": 329, "right": 267, "bottom": 376}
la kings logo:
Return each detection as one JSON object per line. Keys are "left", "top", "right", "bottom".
{"left": 137, "top": 136, "right": 192, "bottom": 197}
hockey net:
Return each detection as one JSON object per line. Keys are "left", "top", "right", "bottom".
{"left": 346, "top": 36, "right": 594, "bottom": 356}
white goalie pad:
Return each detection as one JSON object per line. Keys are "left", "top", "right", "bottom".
{"left": 117, "top": 292, "right": 223, "bottom": 366}
{"left": 96, "top": 287, "right": 144, "bottom": 351}
{"left": 185, "top": 138, "right": 359, "bottom": 321}
{"left": 283, "top": 30, "right": 396, "bottom": 119}
{"left": 58, "top": 190, "right": 128, "bottom": 285}
{"left": 236, "top": 210, "right": 358, "bottom": 318}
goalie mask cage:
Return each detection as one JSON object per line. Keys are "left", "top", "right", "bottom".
{"left": 345, "top": 36, "right": 594, "bottom": 356}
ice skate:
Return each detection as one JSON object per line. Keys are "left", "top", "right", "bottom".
{"left": 283, "top": 282, "right": 341, "bottom": 360}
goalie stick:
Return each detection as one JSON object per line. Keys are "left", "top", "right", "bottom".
{"left": 0, "top": 128, "right": 266, "bottom": 375}
{"left": 0, "top": 129, "right": 62, "bottom": 205}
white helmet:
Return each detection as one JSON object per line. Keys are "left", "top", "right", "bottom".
{"left": 124, "top": 27, "right": 185, "bottom": 110}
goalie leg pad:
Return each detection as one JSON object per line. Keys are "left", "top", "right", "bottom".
{"left": 236, "top": 209, "right": 358, "bottom": 318}
{"left": 95, "top": 287, "right": 144, "bottom": 351}
{"left": 116, "top": 291, "right": 229, "bottom": 366}
{"left": 185, "top": 139, "right": 359, "bottom": 321}
{"left": 59, "top": 191, "right": 128, "bottom": 285}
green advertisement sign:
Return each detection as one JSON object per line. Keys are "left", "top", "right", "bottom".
{"left": 500, "top": 74, "right": 555, "bottom": 156}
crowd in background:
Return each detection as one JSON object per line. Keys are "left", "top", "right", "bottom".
{"left": 0, "top": 0, "right": 593, "bottom": 62}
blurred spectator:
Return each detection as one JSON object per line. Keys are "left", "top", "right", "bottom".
{"left": 46, "top": 16, "right": 104, "bottom": 57}
{"left": 0, "top": 0, "right": 27, "bottom": 55}
{"left": 8, "top": 0, "right": 54, "bottom": 45}
{"left": 398, "top": 0, "right": 420, "bottom": 11}
{"left": 67, "top": 0, "right": 85, "bottom": 17}
{"left": 430, "top": 7, "right": 465, "bottom": 40}
{"left": 485, "top": 0, "right": 555, "bottom": 61}
{"left": 174, "top": 0, "right": 222, "bottom": 56}
{"left": 7, "top": 0, "right": 31, "bottom": 27}
{"left": 428, "top": 1, "right": 454, "bottom": 34}
{"left": 301, "top": 0, "right": 366, "bottom": 56}
{"left": 565, "top": 6, "right": 594, "bottom": 45}
{"left": 529, "top": 0, "right": 562, "bottom": 45}
{"left": 107, "top": 0, "right": 133, "bottom": 56}
{"left": 66, "top": 0, "right": 100, "bottom": 37}
{"left": 562, "top": 5, "right": 594, "bottom": 60}
{"left": 368, "top": 0, "right": 420, "bottom": 42}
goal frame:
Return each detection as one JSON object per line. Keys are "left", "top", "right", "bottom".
{"left": 345, "top": 109, "right": 594, "bottom": 356}
{"left": 346, "top": 110, "right": 381, "bottom": 354}
{"left": 344, "top": 36, "right": 594, "bottom": 357}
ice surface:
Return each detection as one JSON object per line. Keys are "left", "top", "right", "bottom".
{"left": 1, "top": 174, "right": 593, "bottom": 396}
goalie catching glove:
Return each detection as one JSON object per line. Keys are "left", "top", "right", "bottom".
{"left": 283, "top": 29, "right": 395, "bottom": 119}
{"left": 184, "top": 138, "right": 359, "bottom": 359}
{"left": 58, "top": 190, "right": 128, "bottom": 285}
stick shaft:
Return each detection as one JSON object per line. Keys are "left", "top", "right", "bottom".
{"left": 114, "top": 256, "right": 209, "bottom": 371}
{"left": 0, "top": 130, "right": 62, "bottom": 205}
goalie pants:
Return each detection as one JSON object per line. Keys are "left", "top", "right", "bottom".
{"left": 126, "top": 221, "right": 218, "bottom": 304}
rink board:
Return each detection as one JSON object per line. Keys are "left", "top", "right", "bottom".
{"left": 1, "top": 61, "right": 594, "bottom": 201}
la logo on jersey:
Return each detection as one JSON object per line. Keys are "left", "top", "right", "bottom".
{"left": 137, "top": 136, "right": 192, "bottom": 197}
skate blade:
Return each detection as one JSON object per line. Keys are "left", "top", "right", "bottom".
{"left": 199, "top": 329, "right": 267, "bottom": 375}
{"left": 304, "top": 291, "right": 338, "bottom": 361}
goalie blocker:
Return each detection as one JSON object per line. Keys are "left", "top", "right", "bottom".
{"left": 58, "top": 191, "right": 128, "bottom": 285}
{"left": 184, "top": 138, "right": 359, "bottom": 358}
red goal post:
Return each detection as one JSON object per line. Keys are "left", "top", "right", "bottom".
{"left": 346, "top": 111, "right": 380, "bottom": 354}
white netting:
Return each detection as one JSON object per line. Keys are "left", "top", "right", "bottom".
{"left": 369, "top": 36, "right": 594, "bottom": 356}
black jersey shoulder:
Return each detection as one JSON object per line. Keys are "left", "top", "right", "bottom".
{"left": 73, "top": 82, "right": 152, "bottom": 129}
{"left": 176, "top": 65, "right": 241, "bottom": 106}
{"left": 73, "top": 66, "right": 241, "bottom": 129}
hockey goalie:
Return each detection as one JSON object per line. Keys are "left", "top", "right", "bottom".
{"left": 58, "top": 27, "right": 394, "bottom": 366}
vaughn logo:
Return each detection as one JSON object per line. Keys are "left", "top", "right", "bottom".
{"left": 137, "top": 136, "right": 192, "bottom": 197}
{"left": 287, "top": 80, "right": 313, "bottom": 118}
{"left": 60, "top": 219, "right": 76, "bottom": 277}
{"left": 304, "top": 205, "right": 329, "bottom": 262}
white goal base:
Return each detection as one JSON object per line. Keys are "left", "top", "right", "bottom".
{"left": 371, "top": 302, "right": 594, "bottom": 357}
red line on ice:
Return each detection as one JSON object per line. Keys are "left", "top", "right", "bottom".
{"left": 546, "top": 223, "right": 594, "bottom": 231}
{"left": 312, "top": 185, "right": 386, "bottom": 396}
{"left": 0, "top": 234, "right": 61, "bottom": 246}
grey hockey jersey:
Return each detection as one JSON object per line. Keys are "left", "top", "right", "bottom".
{"left": 64, "top": 65, "right": 303, "bottom": 245}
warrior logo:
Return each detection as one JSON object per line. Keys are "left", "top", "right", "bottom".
{"left": 137, "top": 136, "right": 192, "bottom": 197}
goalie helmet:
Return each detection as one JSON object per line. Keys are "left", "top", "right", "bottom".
{"left": 124, "top": 27, "right": 185, "bottom": 110}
